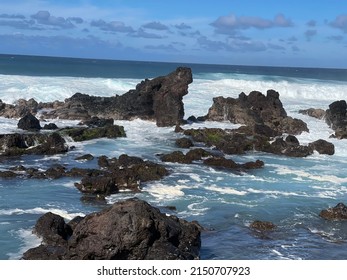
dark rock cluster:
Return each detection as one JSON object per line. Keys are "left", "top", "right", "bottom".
{"left": 22, "top": 199, "right": 201, "bottom": 260}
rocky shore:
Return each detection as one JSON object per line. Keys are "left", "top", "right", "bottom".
{"left": 0, "top": 66, "right": 346, "bottom": 259}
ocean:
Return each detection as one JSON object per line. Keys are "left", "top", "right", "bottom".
{"left": 0, "top": 54, "right": 347, "bottom": 260}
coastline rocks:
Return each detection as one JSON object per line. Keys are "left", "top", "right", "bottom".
{"left": 319, "top": 203, "right": 347, "bottom": 221}
{"left": 299, "top": 108, "right": 326, "bottom": 119}
{"left": 203, "top": 157, "right": 264, "bottom": 171}
{"left": 75, "top": 154, "right": 169, "bottom": 195}
{"left": 23, "top": 199, "right": 201, "bottom": 260}
{"left": 38, "top": 67, "right": 192, "bottom": 127}
{"left": 0, "top": 132, "right": 68, "bottom": 156}
{"left": 60, "top": 125, "right": 126, "bottom": 141}
{"left": 206, "top": 90, "right": 308, "bottom": 135}
{"left": 325, "top": 100, "right": 347, "bottom": 139}
{"left": 17, "top": 113, "right": 41, "bottom": 130}
{"left": 250, "top": 221, "right": 276, "bottom": 231}
{"left": 308, "top": 139, "right": 335, "bottom": 155}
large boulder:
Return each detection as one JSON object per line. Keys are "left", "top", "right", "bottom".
{"left": 17, "top": 113, "right": 41, "bottom": 130}
{"left": 39, "top": 67, "right": 193, "bottom": 127}
{"left": 206, "top": 90, "right": 308, "bottom": 135}
{"left": 325, "top": 100, "right": 347, "bottom": 139}
{"left": 23, "top": 199, "right": 201, "bottom": 260}
{"left": 0, "top": 132, "right": 68, "bottom": 156}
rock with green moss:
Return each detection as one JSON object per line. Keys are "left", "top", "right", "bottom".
{"left": 60, "top": 125, "right": 126, "bottom": 141}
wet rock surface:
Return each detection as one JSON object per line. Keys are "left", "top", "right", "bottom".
{"left": 23, "top": 199, "right": 201, "bottom": 260}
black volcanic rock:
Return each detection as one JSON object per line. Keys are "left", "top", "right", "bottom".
{"left": 17, "top": 113, "right": 41, "bottom": 130}
{"left": 38, "top": 67, "right": 193, "bottom": 127}
{"left": 206, "top": 90, "right": 309, "bottom": 135}
{"left": 320, "top": 203, "right": 347, "bottom": 221}
{"left": 23, "top": 199, "right": 201, "bottom": 260}
{"left": 325, "top": 100, "right": 347, "bottom": 139}
{"left": 0, "top": 132, "right": 68, "bottom": 156}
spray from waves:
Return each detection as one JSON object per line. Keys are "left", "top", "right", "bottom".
{"left": 185, "top": 76, "right": 347, "bottom": 117}
{"left": 0, "top": 74, "right": 138, "bottom": 104}
{"left": 0, "top": 207, "right": 85, "bottom": 220}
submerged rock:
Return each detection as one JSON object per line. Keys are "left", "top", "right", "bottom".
{"left": 319, "top": 203, "right": 347, "bottom": 221}
{"left": 250, "top": 221, "right": 276, "bottom": 231}
{"left": 23, "top": 199, "right": 201, "bottom": 260}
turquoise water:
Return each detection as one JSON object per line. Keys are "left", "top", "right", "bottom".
{"left": 1, "top": 55, "right": 347, "bottom": 259}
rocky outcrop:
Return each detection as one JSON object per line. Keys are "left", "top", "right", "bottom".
{"left": 182, "top": 127, "right": 334, "bottom": 157}
{"left": 250, "top": 221, "right": 276, "bottom": 231}
{"left": 0, "top": 132, "right": 68, "bottom": 156}
{"left": 17, "top": 113, "right": 41, "bottom": 130}
{"left": 22, "top": 199, "right": 201, "bottom": 260}
{"left": 206, "top": 90, "right": 308, "bottom": 135}
{"left": 60, "top": 125, "right": 126, "bottom": 142}
{"left": 75, "top": 154, "right": 169, "bottom": 195}
{"left": 299, "top": 108, "right": 326, "bottom": 119}
{"left": 319, "top": 203, "right": 347, "bottom": 221}
{"left": 325, "top": 100, "right": 347, "bottom": 139}
{"left": 33, "top": 67, "right": 192, "bottom": 127}
{"left": 0, "top": 98, "right": 38, "bottom": 118}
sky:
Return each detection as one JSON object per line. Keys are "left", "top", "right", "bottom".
{"left": 0, "top": 0, "right": 347, "bottom": 68}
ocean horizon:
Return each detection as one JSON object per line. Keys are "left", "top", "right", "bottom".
{"left": 1, "top": 54, "right": 347, "bottom": 260}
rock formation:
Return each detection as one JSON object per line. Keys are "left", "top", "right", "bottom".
{"left": 205, "top": 90, "right": 308, "bottom": 135}
{"left": 22, "top": 199, "right": 201, "bottom": 260}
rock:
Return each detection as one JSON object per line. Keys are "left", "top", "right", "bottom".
{"left": 203, "top": 156, "right": 264, "bottom": 171}
{"left": 75, "top": 154, "right": 169, "bottom": 195}
{"left": 319, "top": 203, "right": 347, "bottom": 221}
{"left": 161, "top": 149, "right": 213, "bottom": 164}
{"left": 79, "top": 116, "right": 114, "bottom": 127}
{"left": 43, "top": 123, "right": 58, "bottom": 130}
{"left": 308, "top": 139, "right": 335, "bottom": 155}
{"left": 325, "top": 100, "right": 347, "bottom": 139}
{"left": 0, "top": 170, "right": 18, "bottom": 178}
{"left": 175, "top": 137, "right": 193, "bottom": 148}
{"left": 326, "top": 100, "right": 347, "bottom": 129}
{"left": 60, "top": 125, "right": 126, "bottom": 141}
{"left": 250, "top": 221, "right": 276, "bottom": 231}
{"left": 0, "top": 132, "right": 68, "bottom": 156}
{"left": 23, "top": 199, "right": 201, "bottom": 260}
{"left": 206, "top": 90, "right": 308, "bottom": 135}
{"left": 299, "top": 108, "right": 326, "bottom": 119}
{"left": 38, "top": 67, "right": 193, "bottom": 127}
{"left": 75, "top": 154, "right": 95, "bottom": 161}
{"left": 17, "top": 113, "right": 41, "bottom": 130}
{"left": 264, "top": 137, "right": 313, "bottom": 157}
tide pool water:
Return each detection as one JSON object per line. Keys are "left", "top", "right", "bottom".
{"left": 0, "top": 55, "right": 347, "bottom": 260}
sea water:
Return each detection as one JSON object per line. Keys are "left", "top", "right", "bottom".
{"left": 1, "top": 54, "right": 347, "bottom": 260}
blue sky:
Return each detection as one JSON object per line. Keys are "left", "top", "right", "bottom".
{"left": 0, "top": 0, "right": 346, "bottom": 68}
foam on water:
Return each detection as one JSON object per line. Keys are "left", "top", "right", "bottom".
{"left": 0, "top": 207, "right": 85, "bottom": 220}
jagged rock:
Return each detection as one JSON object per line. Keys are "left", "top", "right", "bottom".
{"left": 206, "top": 90, "right": 308, "bottom": 135}
{"left": 203, "top": 157, "right": 264, "bottom": 171}
{"left": 319, "top": 203, "right": 347, "bottom": 221}
{"left": 161, "top": 148, "right": 213, "bottom": 164}
{"left": 37, "top": 67, "right": 192, "bottom": 127}
{"left": 325, "top": 100, "right": 347, "bottom": 139}
{"left": 43, "top": 123, "right": 58, "bottom": 130}
{"left": 175, "top": 137, "right": 193, "bottom": 148}
{"left": 250, "top": 221, "right": 276, "bottom": 231}
{"left": 299, "top": 108, "right": 326, "bottom": 119}
{"left": 75, "top": 154, "right": 169, "bottom": 195}
{"left": 17, "top": 113, "right": 41, "bottom": 130}
{"left": 308, "top": 139, "right": 335, "bottom": 155}
{"left": 79, "top": 116, "right": 114, "bottom": 127}
{"left": 23, "top": 199, "right": 201, "bottom": 260}
{"left": 60, "top": 125, "right": 126, "bottom": 141}
{"left": 0, "top": 132, "right": 68, "bottom": 156}
{"left": 75, "top": 154, "right": 94, "bottom": 161}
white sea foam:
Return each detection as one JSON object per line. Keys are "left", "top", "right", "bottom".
{"left": 0, "top": 207, "right": 85, "bottom": 220}
{"left": 7, "top": 228, "right": 42, "bottom": 260}
{"left": 0, "top": 74, "right": 138, "bottom": 104}
{"left": 205, "top": 186, "right": 247, "bottom": 196}
{"left": 144, "top": 183, "right": 189, "bottom": 199}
